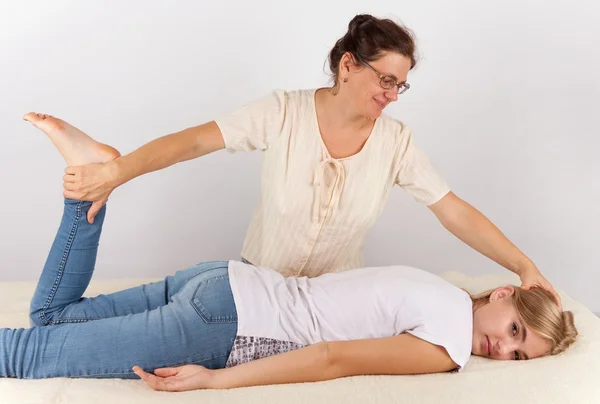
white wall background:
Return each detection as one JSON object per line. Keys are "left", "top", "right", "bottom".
{"left": 0, "top": 1, "right": 598, "bottom": 313}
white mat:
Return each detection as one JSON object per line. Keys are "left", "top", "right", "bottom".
{"left": 1, "top": 271, "right": 599, "bottom": 404}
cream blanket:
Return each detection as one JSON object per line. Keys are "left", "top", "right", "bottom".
{"left": 1, "top": 271, "right": 598, "bottom": 404}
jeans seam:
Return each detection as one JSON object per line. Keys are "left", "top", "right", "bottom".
{"left": 38, "top": 201, "right": 82, "bottom": 326}
{"left": 183, "top": 262, "right": 229, "bottom": 287}
{"left": 49, "top": 318, "right": 97, "bottom": 325}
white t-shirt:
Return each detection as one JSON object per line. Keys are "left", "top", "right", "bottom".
{"left": 225, "top": 260, "right": 473, "bottom": 370}
{"left": 215, "top": 89, "right": 451, "bottom": 277}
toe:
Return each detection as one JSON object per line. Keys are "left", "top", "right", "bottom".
{"left": 23, "top": 112, "right": 42, "bottom": 124}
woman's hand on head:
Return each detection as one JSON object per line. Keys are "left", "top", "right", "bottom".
{"left": 133, "top": 364, "right": 216, "bottom": 392}
{"left": 63, "top": 161, "right": 118, "bottom": 223}
{"left": 519, "top": 267, "right": 562, "bottom": 310}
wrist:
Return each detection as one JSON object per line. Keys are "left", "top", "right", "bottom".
{"left": 109, "top": 157, "right": 128, "bottom": 188}
{"left": 515, "top": 260, "right": 539, "bottom": 277}
{"left": 208, "top": 368, "right": 229, "bottom": 389}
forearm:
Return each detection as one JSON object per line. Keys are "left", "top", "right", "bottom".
{"left": 211, "top": 342, "right": 332, "bottom": 389}
{"left": 440, "top": 200, "right": 537, "bottom": 275}
{"left": 114, "top": 121, "right": 224, "bottom": 186}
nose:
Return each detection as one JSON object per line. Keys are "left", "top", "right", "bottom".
{"left": 495, "top": 339, "right": 518, "bottom": 359}
{"left": 385, "top": 89, "right": 398, "bottom": 102}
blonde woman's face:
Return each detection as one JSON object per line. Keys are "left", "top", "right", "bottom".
{"left": 472, "top": 286, "right": 552, "bottom": 360}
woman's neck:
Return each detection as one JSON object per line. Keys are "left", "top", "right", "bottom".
{"left": 317, "top": 87, "right": 372, "bottom": 133}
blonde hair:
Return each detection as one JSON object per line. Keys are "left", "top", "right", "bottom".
{"left": 471, "top": 287, "right": 578, "bottom": 355}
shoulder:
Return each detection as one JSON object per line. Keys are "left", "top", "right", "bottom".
{"left": 375, "top": 114, "right": 414, "bottom": 147}
{"left": 252, "top": 88, "right": 319, "bottom": 117}
{"left": 380, "top": 265, "right": 473, "bottom": 368}
{"left": 412, "top": 282, "right": 473, "bottom": 369}
{"left": 270, "top": 88, "right": 315, "bottom": 103}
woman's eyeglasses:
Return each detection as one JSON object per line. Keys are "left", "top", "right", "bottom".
{"left": 359, "top": 60, "right": 410, "bottom": 95}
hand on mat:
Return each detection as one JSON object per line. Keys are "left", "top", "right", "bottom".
{"left": 133, "top": 364, "right": 215, "bottom": 392}
{"left": 519, "top": 267, "right": 562, "bottom": 310}
{"left": 63, "top": 162, "right": 116, "bottom": 224}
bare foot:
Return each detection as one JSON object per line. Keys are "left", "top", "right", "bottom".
{"left": 23, "top": 112, "right": 121, "bottom": 166}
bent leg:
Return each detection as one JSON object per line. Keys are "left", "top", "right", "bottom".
{"left": 50, "top": 260, "right": 231, "bottom": 324}
{"left": 29, "top": 198, "right": 228, "bottom": 326}
{"left": 29, "top": 199, "right": 106, "bottom": 325}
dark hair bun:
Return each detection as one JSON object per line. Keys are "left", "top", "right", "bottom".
{"left": 348, "top": 14, "right": 373, "bottom": 33}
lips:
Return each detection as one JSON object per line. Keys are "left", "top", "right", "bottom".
{"left": 374, "top": 99, "right": 386, "bottom": 109}
{"left": 486, "top": 336, "right": 492, "bottom": 357}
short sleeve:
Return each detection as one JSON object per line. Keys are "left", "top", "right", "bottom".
{"left": 394, "top": 125, "right": 451, "bottom": 206}
{"left": 405, "top": 288, "right": 474, "bottom": 371}
{"left": 215, "top": 89, "right": 288, "bottom": 153}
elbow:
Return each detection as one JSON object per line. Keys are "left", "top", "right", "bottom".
{"left": 321, "top": 341, "right": 334, "bottom": 365}
{"left": 320, "top": 341, "right": 353, "bottom": 381}
{"left": 440, "top": 211, "right": 466, "bottom": 232}
{"left": 435, "top": 198, "right": 474, "bottom": 232}
{"left": 317, "top": 342, "right": 338, "bottom": 380}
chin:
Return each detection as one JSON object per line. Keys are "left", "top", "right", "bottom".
{"left": 366, "top": 109, "right": 383, "bottom": 120}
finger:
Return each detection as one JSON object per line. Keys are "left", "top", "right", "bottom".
{"left": 538, "top": 280, "right": 563, "bottom": 309}
{"left": 63, "top": 182, "right": 76, "bottom": 191}
{"left": 63, "top": 190, "right": 80, "bottom": 200}
{"left": 133, "top": 366, "right": 155, "bottom": 381}
{"left": 540, "top": 284, "right": 562, "bottom": 309}
{"left": 87, "top": 201, "right": 104, "bottom": 224}
{"left": 154, "top": 367, "right": 181, "bottom": 377}
{"left": 63, "top": 174, "right": 76, "bottom": 183}
{"left": 136, "top": 369, "right": 173, "bottom": 392}
{"left": 551, "top": 289, "right": 563, "bottom": 309}
{"left": 524, "top": 284, "right": 563, "bottom": 310}
{"left": 64, "top": 166, "right": 80, "bottom": 175}
{"left": 132, "top": 366, "right": 147, "bottom": 377}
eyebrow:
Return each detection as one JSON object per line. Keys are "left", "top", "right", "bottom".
{"left": 363, "top": 61, "right": 405, "bottom": 84}
{"left": 519, "top": 318, "right": 529, "bottom": 360}
{"left": 385, "top": 73, "right": 400, "bottom": 81}
{"left": 384, "top": 73, "right": 405, "bottom": 84}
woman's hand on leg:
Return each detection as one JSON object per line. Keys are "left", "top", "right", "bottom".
{"left": 133, "top": 364, "right": 216, "bottom": 392}
{"left": 64, "top": 162, "right": 117, "bottom": 224}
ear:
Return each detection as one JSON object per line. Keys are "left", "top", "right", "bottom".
{"left": 489, "top": 285, "right": 515, "bottom": 302}
{"left": 339, "top": 52, "right": 360, "bottom": 76}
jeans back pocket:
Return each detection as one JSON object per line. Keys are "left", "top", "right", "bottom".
{"left": 190, "top": 274, "right": 238, "bottom": 324}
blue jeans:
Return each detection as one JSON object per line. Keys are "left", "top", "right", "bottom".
{"left": 0, "top": 199, "right": 238, "bottom": 379}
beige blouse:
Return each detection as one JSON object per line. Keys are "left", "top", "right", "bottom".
{"left": 215, "top": 89, "right": 450, "bottom": 277}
